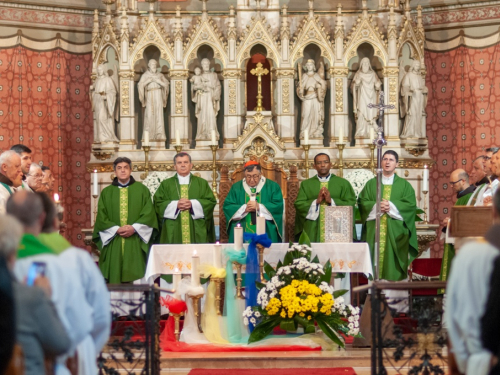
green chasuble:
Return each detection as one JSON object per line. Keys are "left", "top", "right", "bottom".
{"left": 358, "top": 174, "right": 418, "bottom": 281}
{"left": 92, "top": 177, "right": 158, "bottom": 283}
{"left": 154, "top": 174, "right": 216, "bottom": 244}
{"left": 223, "top": 178, "right": 283, "bottom": 243}
{"left": 17, "top": 234, "right": 56, "bottom": 259}
{"left": 294, "top": 174, "right": 356, "bottom": 242}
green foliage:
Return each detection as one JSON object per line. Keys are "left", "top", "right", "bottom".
{"left": 248, "top": 317, "right": 281, "bottom": 344}
{"left": 319, "top": 259, "right": 332, "bottom": 284}
{"left": 264, "top": 261, "right": 276, "bottom": 280}
{"left": 298, "top": 230, "right": 312, "bottom": 247}
{"left": 315, "top": 315, "right": 345, "bottom": 347}
{"left": 333, "top": 289, "right": 348, "bottom": 298}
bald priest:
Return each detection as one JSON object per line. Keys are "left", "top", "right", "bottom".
{"left": 223, "top": 160, "right": 284, "bottom": 243}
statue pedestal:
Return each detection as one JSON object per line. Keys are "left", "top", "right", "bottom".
{"left": 91, "top": 142, "right": 119, "bottom": 161}
{"left": 401, "top": 138, "right": 428, "bottom": 157}
{"left": 301, "top": 138, "right": 323, "bottom": 146}
{"left": 244, "top": 111, "right": 274, "bottom": 130}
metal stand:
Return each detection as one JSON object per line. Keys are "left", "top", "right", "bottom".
{"left": 337, "top": 143, "right": 346, "bottom": 177}
{"left": 140, "top": 145, "right": 151, "bottom": 180}
{"left": 171, "top": 312, "right": 183, "bottom": 341}
{"left": 174, "top": 144, "right": 183, "bottom": 154}
{"left": 234, "top": 262, "right": 245, "bottom": 299}
{"left": 302, "top": 144, "right": 311, "bottom": 178}
{"left": 257, "top": 243, "right": 265, "bottom": 282}
{"left": 210, "top": 144, "right": 219, "bottom": 200}
{"left": 422, "top": 190, "right": 429, "bottom": 224}
{"left": 92, "top": 194, "right": 98, "bottom": 225}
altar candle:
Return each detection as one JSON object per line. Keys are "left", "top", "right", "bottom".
{"left": 234, "top": 223, "right": 243, "bottom": 250}
{"left": 304, "top": 129, "right": 309, "bottom": 145}
{"left": 423, "top": 165, "right": 429, "bottom": 192}
{"left": 370, "top": 128, "right": 374, "bottom": 142}
{"left": 211, "top": 130, "right": 216, "bottom": 145}
{"left": 214, "top": 241, "right": 222, "bottom": 269}
{"left": 256, "top": 214, "right": 266, "bottom": 235}
{"left": 173, "top": 267, "right": 181, "bottom": 299}
{"left": 143, "top": 130, "right": 150, "bottom": 147}
{"left": 191, "top": 250, "right": 200, "bottom": 286}
{"left": 339, "top": 126, "right": 344, "bottom": 144}
{"left": 93, "top": 170, "right": 99, "bottom": 196}
{"left": 176, "top": 130, "right": 181, "bottom": 146}
{"left": 53, "top": 193, "right": 60, "bottom": 203}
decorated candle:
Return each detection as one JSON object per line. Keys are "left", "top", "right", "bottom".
{"left": 339, "top": 126, "right": 344, "bottom": 144}
{"left": 256, "top": 214, "right": 266, "bottom": 235}
{"left": 93, "top": 170, "right": 99, "bottom": 196}
{"left": 234, "top": 223, "right": 243, "bottom": 250}
{"left": 423, "top": 165, "right": 429, "bottom": 192}
{"left": 191, "top": 250, "right": 201, "bottom": 286}
{"left": 143, "top": 130, "right": 150, "bottom": 147}
{"left": 173, "top": 267, "right": 181, "bottom": 299}
{"left": 176, "top": 130, "right": 181, "bottom": 146}
{"left": 54, "top": 193, "right": 60, "bottom": 203}
{"left": 214, "top": 241, "right": 222, "bottom": 269}
{"left": 304, "top": 129, "right": 309, "bottom": 145}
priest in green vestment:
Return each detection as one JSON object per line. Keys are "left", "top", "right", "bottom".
{"left": 154, "top": 152, "right": 216, "bottom": 244}
{"left": 439, "top": 169, "right": 476, "bottom": 291}
{"left": 358, "top": 150, "right": 418, "bottom": 281}
{"left": 223, "top": 160, "right": 283, "bottom": 243}
{"left": 294, "top": 153, "right": 356, "bottom": 242}
{"left": 93, "top": 157, "right": 158, "bottom": 284}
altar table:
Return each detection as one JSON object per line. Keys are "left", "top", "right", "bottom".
{"left": 145, "top": 243, "right": 372, "bottom": 283}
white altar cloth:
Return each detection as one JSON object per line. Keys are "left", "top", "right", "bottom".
{"left": 145, "top": 242, "right": 372, "bottom": 283}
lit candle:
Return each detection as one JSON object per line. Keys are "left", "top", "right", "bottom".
{"left": 176, "top": 130, "right": 181, "bottom": 146}
{"left": 256, "top": 214, "right": 266, "bottom": 235}
{"left": 339, "top": 126, "right": 344, "bottom": 144}
{"left": 211, "top": 130, "right": 216, "bottom": 145}
{"left": 423, "top": 165, "right": 429, "bottom": 192}
{"left": 370, "top": 128, "right": 374, "bottom": 142}
{"left": 173, "top": 267, "right": 181, "bottom": 299}
{"left": 53, "top": 193, "right": 60, "bottom": 203}
{"left": 93, "top": 169, "right": 99, "bottom": 196}
{"left": 214, "top": 241, "right": 222, "bottom": 269}
{"left": 143, "top": 130, "right": 149, "bottom": 147}
{"left": 304, "top": 129, "right": 309, "bottom": 145}
{"left": 191, "top": 250, "right": 200, "bottom": 287}
{"left": 234, "top": 223, "right": 243, "bottom": 250}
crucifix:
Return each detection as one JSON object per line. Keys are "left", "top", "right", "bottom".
{"left": 368, "top": 91, "right": 395, "bottom": 280}
{"left": 250, "top": 62, "right": 269, "bottom": 112}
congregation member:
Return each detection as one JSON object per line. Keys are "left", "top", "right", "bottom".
{"left": 10, "top": 144, "right": 33, "bottom": 191}
{"left": 439, "top": 169, "right": 475, "bottom": 286}
{"left": 469, "top": 148, "right": 500, "bottom": 206}
{"left": 472, "top": 154, "right": 488, "bottom": 187}
{"left": 154, "top": 152, "right": 216, "bottom": 244}
{"left": 26, "top": 163, "right": 44, "bottom": 192}
{"left": 446, "top": 189, "right": 500, "bottom": 375}
{"left": 358, "top": 150, "right": 418, "bottom": 281}
{"left": 7, "top": 191, "right": 93, "bottom": 375}
{"left": 0, "top": 150, "right": 23, "bottom": 214}
{"left": 0, "top": 231, "right": 15, "bottom": 375}
{"left": 294, "top": 152, "right": 356, "bottom": 242}
{"left": 223, "top": 160, "right": 284, "bottom": 243}
{"left": 0, "top": 214, "right": 70, "bottom": 375}
{"left": 41, "top": 165, "right": 55, "bottom": 194}
{"left": 93, "top": 157, "right": 158, "bottom": 283}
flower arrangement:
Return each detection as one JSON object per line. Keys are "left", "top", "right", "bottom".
{"left": 142, "top": 172, "right": 170, "bottom": 197}
{"left": 243, "top": 235, "right": 361, "bottom": 346}
{"left": 344, "top": 169, "right": 375, "bottom": 199}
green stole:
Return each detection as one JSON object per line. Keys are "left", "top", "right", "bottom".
{"left": 17, "top": 234, "right": 56, "bottom": 259}
{"left": 319, "top": 181, "right": 329, "bottom": 242}
{"left": 378, "top": 185, "right": 392, "bottom": 274}
{"left": 244, "top": 187, "right": 261, "bottom": 237}
{"left": 0, "top": 182, "right": 13, "bottom": 195}
{"left": 38, "top": 232, "right": 71, "bottom": 254}
{"left": 119, "top": 187, "right": 128, "bottom": 253}
{"left": 180, "top": 184, "right": 191, "bottom": 244}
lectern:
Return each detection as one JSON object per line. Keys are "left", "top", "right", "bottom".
{"left": 449, "top": 206, "right": 492, "bottom": 238}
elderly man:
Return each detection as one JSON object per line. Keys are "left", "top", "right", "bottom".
{"left": 26, "top": 164, "right": 44, "bottom": 192}
{"left": 93, "top": 157, "right": 158, "bottom": 284}
{"left": 154, "top": 152, "right": 216, "bottom": 245}
{"left": 223, "top": 160, "right": 284, "bottom": 243}
{"left": 294, "top": 153, "right": 356, "bottom": 242}
{"left": 469, "top": 148, "right": 500, "bottom": 206}
{"left": 472, "top": 155, "right": 489, "bottom": 187}
{"left": 41, "top": 166, "right": 55, "bottom": 194}
{"left": 0, "top": 150, "right": 24, "bottom": 214}
{"left": 7, "top": 191, "right": 92, "bottom": 375}
{"left": 10, "top": 144, "right": 33, "bottom": 191}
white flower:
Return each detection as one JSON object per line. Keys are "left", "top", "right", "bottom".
{"left": 345, "top": 170, "right": 376, "bottom": 199}
{"left": 348, "top": 323, "right": 354, "bottom": 329}
{"left": 254, "top": 311, "right": 261, "bottom": 318}
{"left": 348, "top": 316, "right": 354, "bottom": 322}
{"left": 313, "top": 271, "right": 318, "bottom": 275}
{"left": 250, "top": 317, "right": 256, "bottom": 324}
{"left": 243, "top": 317, "right": 249, "bottom": 325}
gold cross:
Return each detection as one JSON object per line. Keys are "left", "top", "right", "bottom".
{"left": 250, "top": 62, "right": 269, "bottom": 112}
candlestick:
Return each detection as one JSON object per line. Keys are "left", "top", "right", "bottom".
{"left": 191, "top": 250, "right": 201, "bottom": 287}
{"left": 212, "top": 277, "right": 224, "bottom": 315}
{"left": 92, "top": 194, "right": 98, "bottom": 226}
{"left": 174, "top": 144, "right": 183, "bottom": 154}
{"left": 369, "top": 143, "right": 376, "bottom": 174}
{"left": 257, "top": 243, "right": 265, "bottom": 282}
{"left": 339, "top": 126, "right": 344, "bottom": 144}
{"left": 211, "top": 130, "right": 216, "bottom": 146}
{"left": 302, "top": 144, "right": 311, "bottom": 179}
{"left": 173, "top": 267, "right": 181, "bottom": 300}
{"left": 92, "top": 169, "right": 98, "bottom": 196}
{"left": 140, "top": 145, "right": 151, "bottom": 180}
{"left": 143, "top": 130, "right": 150, "bottom": 147}
{"left": 337, "top": 143, "right": 346, "bottom": 178}
{"left": 171, "top": 312, "right": 183, "bottom": 341}
{"left": 304, "top": 129, "right": 309, "bottom": 145}
{"left": 176, "top": 129, "right": 181, "bottom": 146}
{"left": 187, "top": 293, "right": 204, "bottom": 333}
{"left": 234, "top": 223, "right": 243, "bottom": 250}
{"left": 423, "top": 165, "right": 429, "bottom": 192}
{"left": 210, "top": 144, "right": 219, "bottom": 200}
{"left": 422, "top": 191, "right": 429, "bottom": 224}
{"left": 234, "top": 262, "right": 244, "bottom": 299}
{"left": 214, "top": 242, "right": 222, "bottom": 269}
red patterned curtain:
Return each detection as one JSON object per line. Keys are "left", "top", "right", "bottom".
{"left": 0, "top": 46, "right": 93, "bottom": 248}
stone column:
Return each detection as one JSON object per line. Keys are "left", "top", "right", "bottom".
{"left": 169, "top": 71, "right": 189, "bottom": 148}
{"left": 222, "top": 69, "right": 243, "bottom": 147}
{"left": 330, "top": 67, "right": 349, "bottom": 147}
{"left": 275, "top": 69, "right": 295, "bottom": 147}
{"left": 118, "top": 71, "right": 136, "bottom": 149}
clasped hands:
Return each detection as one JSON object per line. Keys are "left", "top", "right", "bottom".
{"left": 117, "top": 225, "right": 136, "bottom": 238}
{"left": 316, "top": 187, "right": 332, "bottom": 205}
{"left": 245, "top": 200, "right": 259, "bottom": 213}
{"left": 380, "top": 199, "right": 391, "bottom": 213}
{"left": 177, "top": 198, "right": 192, "bottom": 211}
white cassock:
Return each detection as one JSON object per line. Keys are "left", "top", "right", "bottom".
{"left": 0, "top": 183, "right": 13, "bottom": 215}
{"left": 445, "top": 240, "right": 498, "bottom": 375}
{"left": 14, "top": 253, "right": 92, "bottom": 375}
{"left": 58, "top": 247, "right": 111, "bottom": 375}
{"left": 468, "top": 179, "right": 499, "bottom": 206}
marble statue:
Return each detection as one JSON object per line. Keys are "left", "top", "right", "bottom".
{"left": 90, "top": 64, "right": 119, "bottom": 143}
{"left": 351, "top": 57, "right": 382, "bottom": 137}
{"left": 138, "top": 59, "right": 169, "bottom": 140}
{"left": 192, "top": 58, "right": 221, "bottom": 141}
{"left": 297, "top": 59, "right": 327, "bottom": 139}
{"left": 400, "top": 60, "right": 428, "bottom": 138}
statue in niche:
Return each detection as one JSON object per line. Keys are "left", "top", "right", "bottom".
{"left": 297, "top": 59, "right": 327, "bottom": 139}
{"left": 137, "top": 59, "right": 169, "bottom": 140}
{"left": 400, "top": 60, "right": 428, "bottom": 138}
{"left": 192, "top": 58, "right": 221, "bottom": 141}
{"left": 351, "top": 57, "right": 382, "bottom": 137}
{"left": 90, "top": 64, "right": 119, "bottom": 143}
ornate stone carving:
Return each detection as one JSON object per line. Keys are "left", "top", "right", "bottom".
{"left": 234, "top": 113, "right": 284, "bottom": 150}
{"left": 290, "top": 14, "right": 334, "bottom": 64}
{"left": 129, "top": 19, "right": 172, "bottom": 66}
{"left": 121, "top": 80, "right": 130, "bottom": 116}
{"left": 282, "top": 79, "right": 290, "bottom": 114}
{"left": 243, "top": 137, "right": 275, "bottom": 160}
{"left": 169, "top": 70, "right": 190, "bottom": 78}
{"left": 388, "top": 77, "right": 398, "bottom": 113}
{"left": 93, "top": 151, "right": 114, "bottom": 160}
{"left": 222, "top": 70, "right": 242, "bottom": 79}
{"left": 237, "top": 16, "right": 281, "bottom": 68}
{"left": 118, "top": 71, "right": 135, "bottom": 79}
{"left": 335, "top": 78, "right": 343, "bottom": 112}
{"left": 175, "top": 80, "right": 183, "bottom": 114}
{"left": 417, "top": 233, "right": 437, "bottom": 258}
{"left": 228, "top": 79, "right": 237, "bottom": 115}
{"left": 330, "top": 67, "right": 349, "bottom": 77}
{"left": 275, "top": 69, "right": 295, "bottom": 78}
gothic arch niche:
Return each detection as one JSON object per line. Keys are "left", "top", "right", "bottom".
{"left": 347, "top": 42, "right": 384, "bottom": 145}
{"left": 243, "top": 137, "right": 276, "bottom": 162}
{"left": 186, "top": 45, "right": 224, "bottom": 148}
{"left": 100, "top": 47, "right": 120, "bottom": 139}
{"left": 133, "top": 45, "right": 170, "bottom": 149}
{"left": 245, "top": 45, "right": 272, "bottom": 112}
{"left": 398, "top": 43, "right": 414, "bottom": 135}
{"left": 294, "top": 43, "right": 331, "bottom": 147}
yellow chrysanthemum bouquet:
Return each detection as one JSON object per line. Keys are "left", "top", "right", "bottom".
{"left": 243, "top": 233, "right": 361, "bottom": 346}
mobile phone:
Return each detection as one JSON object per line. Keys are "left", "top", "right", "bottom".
{"left": 26, "top": 262, "right": 47, "bottom": 286}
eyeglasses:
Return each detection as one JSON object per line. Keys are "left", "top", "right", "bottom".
{"left": 28, "top": 174, "right": 43, "bottom": 179}
{"left": 449, "top": 179, "right": 463, "bottom": 186}
{"left": 483, "top": 156, "right": 492, "bottom": 161}
{"left": 245, "top": 174, "right": 261, "bottom": 181}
